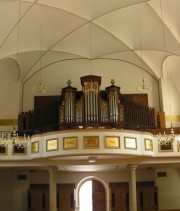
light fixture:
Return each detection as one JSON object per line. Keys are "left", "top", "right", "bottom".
{"left": 136, "top": 78, "right": 152, "bottom": 93}
{"left": 0, "top": 128, "right": 31, "bottom": 148}
{"left": 157, "top": 124, "right": 175, "bottom": 146}
{"left": 88, "top": 157, "right": 96, "bottom": 163}
{"left": 32, "top": 81, "right": 48, "bottom": 94}
{"left": 175, "top": 136, "right": 180, "bottom": 145}
{"left": 16, "top": 0, "right": 21, "bottom": 63}
{"left": 32, "top": 24, "right": 48, "bottom": 95}
{"left": 136, "top": 23, "right": 152, "bottom": 93}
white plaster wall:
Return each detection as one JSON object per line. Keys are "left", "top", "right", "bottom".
{"left": 22, "top": 59, "right": 160, "bottom": 112}
{"left": 161, "top": 56, "right": 180, "bottom": 127}
{"left": 156, "top": 167, "right": 180, "bottom": 209}
{"left": 161, "top": 78, "right": 180, "bottom": 127}
{"left": 29, "top": 169, "right": 155, "bottom": 185}
{"left": 0, "top": 170, "right": 29, "bottom": 211}
{"left": 162, "top": 56, "right": 180, "bottom": 117}
{"left": 0, "top": 59, "right": 20, "bottom": 119}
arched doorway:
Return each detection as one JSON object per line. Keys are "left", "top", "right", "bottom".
{"left": 76, "top": 176, "right": 109, "bottom": 211}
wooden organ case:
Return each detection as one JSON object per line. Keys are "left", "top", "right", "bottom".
{"left": 59, "top": 75, "right": 124, "bottom": 128}
{"left": 18, "top": 75, "right": 155, "bottom": 132}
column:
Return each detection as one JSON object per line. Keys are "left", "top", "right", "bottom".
{"left": 127, "top": 164, "right": 138, "bottom": 211}
{"left": 49, "top": 167, "right": 58, "bottom": 211}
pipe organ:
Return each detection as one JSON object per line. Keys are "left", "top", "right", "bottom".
{"left": 82, "top": 76, "right": 100, "bottom": 123}
{"left": 61, "top": 80, "right": 76, "bottom": 124}
{"left": 18, "top": 75, "right": 155, "bottom": 132}
{"left": 106, "top": 79, "right": 120, "bottom": 123}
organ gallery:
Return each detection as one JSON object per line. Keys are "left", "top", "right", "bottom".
{"left": 18, "top": 75, "right": 155, "bottom": 133}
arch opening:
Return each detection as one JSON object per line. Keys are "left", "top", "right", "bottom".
{"left": 76, "top": 176, "right": 109, "bottom": 211}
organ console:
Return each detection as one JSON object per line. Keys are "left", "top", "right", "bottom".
{"left": 18, "top": 75, "right": 155, "bottom": 133}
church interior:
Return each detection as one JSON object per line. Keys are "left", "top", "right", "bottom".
{"left": 0, "top": 0, "right": 180, "bottom": 211}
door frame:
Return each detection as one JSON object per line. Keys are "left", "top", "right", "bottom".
{"left": 75, "top": 176, "right": 109, "bottom": 211}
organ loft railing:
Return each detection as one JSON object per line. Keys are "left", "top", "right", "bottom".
{"left": 18, "top": 75, "right": 155, "bottom": 133}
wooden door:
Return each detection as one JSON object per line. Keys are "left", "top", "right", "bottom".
{"left": 43, "top": 189, "right": 49, "bottom": 211}
{"left": 137, "top": 186, "right": 158, "bottom": 211}
{"left": 28, "top": 183, "right": 75, "bottom": 211}
{"left": 111, "top": 188, "right": 128, "bottom": 211}
{"left": 28, "top": 189, "right": 49, "bottom": 211}
{"left": 57, "top": 184, "right": 75, "bottom": 211}
{"left": 92, "top": 180, "right": 106, "bottom": 211}
{"left": 142, "top": 187, "right": 158, "bottom": 210}
{"left": 28, "top": 189, "right": 42, "bottom": 211}
{"left": 110, "top": 182, "right": 158, "bottom": 211}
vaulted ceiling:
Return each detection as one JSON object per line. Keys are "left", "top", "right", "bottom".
{"left": 1, "top": 0, "right": 180, "bottom": 172}
{"left": 0, "top": 0, "right": 180, "bottom": 86}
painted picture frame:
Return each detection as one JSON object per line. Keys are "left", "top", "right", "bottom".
{"left": 63, "top": 137, "right": 78, "bottom": 150}
{"left": 83, "top": 136, "right": 99, "bottom": 149}
{"left": 158, "top": 141, "right": 173, "bottom": 152}
{"left": 46, "top": 138, "right": 58, "bottom": 151}
{"left": 144, "top": 139, "right": 153, "bottom": 151}
{"left": 31, "top": 141, "right": 39, "bottom": 154}
{"left": 0, "top": 146, "right": 7, "bottom": 155}
{"left": 13, "top": 145, "right": 26, "bottom": 155}
{"left": 124, "top": 137, "right": 137, "bottom": 149}
{"left": 105, "top": 136, "right": 120, "bottom": 148}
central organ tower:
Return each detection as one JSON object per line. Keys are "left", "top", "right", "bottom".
{"left": 59, "top": 75, "right": 124, "bottom": 128}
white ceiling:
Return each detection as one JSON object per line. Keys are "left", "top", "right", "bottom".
{"left": 0, "top": 0, "right": 180, "bottom": 84}
{"left": 1, "top": 155, "right": 180, "bottom": 172}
